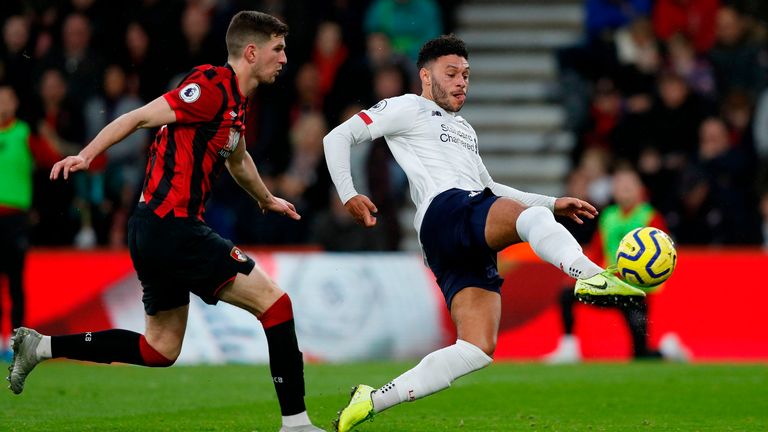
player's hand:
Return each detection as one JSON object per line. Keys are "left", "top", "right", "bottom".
{"left": 50, "top": 155, "right": 89, "bottom": 181}
{"left": 259, "top": 196, "right": 301, "bottom": 220}
{"left": 554, "top": 197, "right": 598, "bottom": 224}
{"left": 345, "top": 194, "right": 377, "bottom": 227}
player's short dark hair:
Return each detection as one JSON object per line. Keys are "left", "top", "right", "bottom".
{"left": 226, "top": 11, "right": 289, "bottom": 57}
{"left": 417, "top": 34, "right": 468, "bottom": 70}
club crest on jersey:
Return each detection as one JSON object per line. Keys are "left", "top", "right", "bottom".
{"left": 230, "top": 246, "right": 248, "bottom": 262}
{"left": 180, "top": 83, "right": 201, "bottom": 103}
{"left": 369, "top": 99, "right": 387, "bottom": 112}
{"left": 219, "top": 129, "right": 240, "bottom": 158}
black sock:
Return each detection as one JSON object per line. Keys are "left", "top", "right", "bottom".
{"left": 51, "top": 329, "right": 145, "bottom": 365}
{"left": 264, "top": 319, "right": 306, "bottom": 416}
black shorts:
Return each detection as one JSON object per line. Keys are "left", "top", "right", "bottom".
{"left": 127, "top": 204, "right": 256, "bottom": 315}
{"left": 419, "top": 188, "right": 503, "bottom": 308}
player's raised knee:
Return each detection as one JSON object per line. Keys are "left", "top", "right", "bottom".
{"left": 515, "top": 205, "right": 555, "bottom": 242}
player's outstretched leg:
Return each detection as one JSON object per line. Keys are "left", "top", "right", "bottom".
{"left": 512, "top": 206, "right": 646, "bottom": 306}
{"left": 333, "top": 339, "right": 492, "bottom": 432}
{"left": 7, "top": 327, "right": 43, "bottom": 394}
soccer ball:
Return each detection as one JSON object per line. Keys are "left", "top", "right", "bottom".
{"left": 615, "top": 227, "right": 677, "bottom": 289}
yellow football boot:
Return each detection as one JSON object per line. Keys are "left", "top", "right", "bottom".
{"left": 333, "top": 385, "right": 375, "bottom": 432}
{"left": 575, "top": 266, "right": 646, "bottom": 306}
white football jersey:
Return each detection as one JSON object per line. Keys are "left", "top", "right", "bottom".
{"left": 359, "top": 94, "right": 489, "bottom": 231}
{"left": 324, "top": 94, "right": 555, "bottom": 234}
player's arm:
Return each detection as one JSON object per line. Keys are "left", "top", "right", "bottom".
{"left": 323, "top": 113, "right": 378, "bottom": 226}
{"left": 50, "top": 96, "right": 176, "bottom": 180}
{"left": 226, "top": 136, "right": 300, "bottom": 220}
{"left": 478, "top": 161, "right": 597, "bottom": 224}
{"left": 325, "top": 97, "right": 416, "bottom": 226}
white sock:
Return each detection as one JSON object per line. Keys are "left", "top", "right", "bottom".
{"left": 36, "top": 335, "right": 52, "bottom": 360}
{"left": 282, "top": 410, "right": 311, "bottom": 428}
{"left": 371, "top": 339, "right": 492, "bottom": 413}
{"left": 515, "top": 206, "right": 603, "bottom": 279}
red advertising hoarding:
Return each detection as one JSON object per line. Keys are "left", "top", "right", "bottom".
{"left": 4, "top": 247, "right": 767, "bottom": 361}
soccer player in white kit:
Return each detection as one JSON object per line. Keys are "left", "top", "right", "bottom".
{"left": 323, "top": 35, "right": 646, "bottom": 432}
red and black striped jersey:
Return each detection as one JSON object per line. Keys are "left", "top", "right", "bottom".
{"left": 142, "top": 64, "right": 247, "bottom": 220}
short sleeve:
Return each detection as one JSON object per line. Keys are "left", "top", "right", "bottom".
{"left": 163, "top": 71, "right": 223, "bottom": 123}
{"left": 358, "top": 96, "right": 419, "bottom": 140}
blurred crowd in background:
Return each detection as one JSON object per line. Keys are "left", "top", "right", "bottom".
{"left": 0, "top": 0, "right": 459, "bottom": 251}
{"left": 559, "top": 0, "right": 768, "bottom": 247}
{"left": 1, "top": 0, "right": 767, "bottom": 251}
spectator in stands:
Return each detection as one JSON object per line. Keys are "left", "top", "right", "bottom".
{"left": 83, "top": 64, "right": 148, "bottom": 247}
{"left": 622, "top": 72, "right": 708, "bottom": 217}
{"left": 290, "top": 63, "right": 324, "bottom": 125}
{"left": 26, "top": 3, "right": 62, "bottom": 64}
{"left": 311, "top": 21, "right": 348, "bottom": 100}
{"left": 709, "top": 5, "right": 768, "bottom": 99}
{"left": 0, "top": 85, "right": 59, "bottom": 360}
{"left": 650, "top": 72, "right": 708, "bottom": 159}
{"left": 577, "top": 147, "right": 613, "bottom": 209}
{"left": 125, "top": 0, "right": 185, "bottom": 70}
{"left": 612, "top": 18, "right": 662, "bottom": 96}
{"left": 653, "top": 0, "right": 719, "bottom": 54}
{"left": 677, "top": 117, "right": 761, "bottom": 244}
{"left": 665, "top": 32, "right": 716, "bottom": 100}
{"left": 557, "top": 168, "right": 600, "bottom": 242}
{"left": 544, "top": 165, "right": 690, "bottom": 363}
{"left": 584, "top": 0, "right": 652, "bottom": 41}
{"left": 123, "top": 21, "right": 169, "bottom": 103}
{"left": 40, "top": 13, "right": 103, "bottom": 105}
{"left": 278, "top": 112, "right": 333, "bottom": 215}
{"left": 327, "top": 32, "right": 416, "bottom": 122}
{"left": 720, "top": 89, "right": 756, "bottom": 151}
{"left": 557, "top": 9, "right": 654, "bottom": 137}
{"left": 581, "top": 78, "right": 624, "bottom": 156}
{"left": 250, "top": 112, "right": 332, "bottom": 244}
{"left": 364, "top": 0, "right": 443, "bottom": 62}
{"left": 30, "top": 68, "right": 84, "bottom": 245}
{"left": 176, "top": 5, "right": 222, "bottom": 73}
{"left": 67, "top": 0, "right": 129, "bottom": 65}
{"left": 1, "top": 15, "right": 36, "bottom": 119}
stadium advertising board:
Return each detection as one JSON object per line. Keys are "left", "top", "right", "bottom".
{"left": 11, "top": 248, "right": 768, "bottom": 362}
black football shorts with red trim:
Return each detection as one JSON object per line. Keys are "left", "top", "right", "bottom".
{"left": 127, "top": 204, "right": 256, "bottom": 315}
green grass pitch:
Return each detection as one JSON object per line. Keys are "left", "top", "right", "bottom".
{"left": 2, "top": 361, "right": 766, "bottom": 431}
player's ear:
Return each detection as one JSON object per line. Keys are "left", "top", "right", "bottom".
{"left": 245, "top": 43, "right": 258, "bottom": 62}
{"left": 420, "top": 67, "right": 430, "bottom": 86}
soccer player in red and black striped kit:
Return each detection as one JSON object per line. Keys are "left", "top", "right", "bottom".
{"left": 9, "top": 11, "right": 324, "bottom": 432}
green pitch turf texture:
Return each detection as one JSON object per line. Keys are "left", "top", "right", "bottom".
{"left": 2, "top": 361, "right": 766, "bottom": 431}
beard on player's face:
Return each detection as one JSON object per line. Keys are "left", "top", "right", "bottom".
{"left": 430, "top": 74, "right": 465, "bottom": 113}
